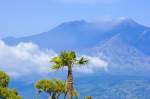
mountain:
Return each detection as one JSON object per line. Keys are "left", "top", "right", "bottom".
{"left": 84, "top": 34, "right": 150, "bottom": 76}
{"left": 2, "top": 19, "right": 148, "bottom": 52}
{"left": 2, "top": 19, "right": 150, "bottom": 54}
{"left": 2, "top": 18, "right": 150, "bottom": 75}
{"left": 2, "top": 20, "right": 117, "bottom": 51}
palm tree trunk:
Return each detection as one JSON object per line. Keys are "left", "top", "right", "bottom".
{"left": 67, "top": 66, "right": 73, "bottom": 99}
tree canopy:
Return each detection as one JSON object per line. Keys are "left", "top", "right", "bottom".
{"left": 0, "top": 71, "right": 10, "bottom": 88}
{"left": 35, "top": 79, "right": 79, "bottom": 99}
{"left": 84, "top": 96, "right": 92, "bottom": 99}
{"left": 0, "top": 71, "right": 22, "bottom": 99}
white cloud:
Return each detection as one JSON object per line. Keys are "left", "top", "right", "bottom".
{"left": 0, "top": 40, "right": 57, "bottom": 78}
{"left": 75, "top": 55, "right": 108, "bottom": 73}
{"left": 0, "top": 40, "right": 108, "bottom": 78}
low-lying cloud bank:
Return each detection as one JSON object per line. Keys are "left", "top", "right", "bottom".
{"left": 0, "top": 40, "right": 56, "bottom": 78}
{"left": 0, "top": 40, "right": 108, "bottom": 78}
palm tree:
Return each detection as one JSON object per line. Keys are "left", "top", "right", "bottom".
{"left": 51, "top": 51, "right": 88, "bottom": 99}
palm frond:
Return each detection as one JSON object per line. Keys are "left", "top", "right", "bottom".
{"left": 73, "top": 89, "right": 79, "bottom": 99}
{"left": 51, "top": 56, "right": 64, "bottom": 70}
{"left": 60, "top": 51, "right": 76, "bottom": 62}
{"left": 77, "top": 57, "right": 88, "bottom": 65}
{"left": 51, "top": 64, "right": 62, "bottom": 70}
{"left": 51, "top": 57, "right": 62, "bottom": 64}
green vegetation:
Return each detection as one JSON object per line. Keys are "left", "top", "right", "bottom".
{"left": 0, "top": 71, "right": 22, "bottom": 99}
{"left": 0, "top": 71, "right": 10, "bottom": 88}
{"left": 84, "top": 96, "right": 92, "bottom": 99}
{"left": 35, "top": 79, "right": 79, "bottom": 99}
{"left": 51, "top": 51, "right": 88, "bottom": 99}
{"left": 35, "top": 79, "right": 66, "bottom": 99}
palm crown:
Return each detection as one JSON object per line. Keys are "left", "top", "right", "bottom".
{"left": 51, "top": 51, "right": 88, "bottom": 70}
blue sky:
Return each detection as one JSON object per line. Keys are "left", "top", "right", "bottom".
{"left": 0, "top": 0, "right": 150, "bottom": 38}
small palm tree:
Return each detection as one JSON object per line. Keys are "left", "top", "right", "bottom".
{"left": 51, "top": 51, "right": 88, "bottom": 99}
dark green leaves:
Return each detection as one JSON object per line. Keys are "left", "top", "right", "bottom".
{"left": 60, "top": 51, "right": 76, "bottom": 62}
{"left": 0, "top": 88, "right": 22, "bottom": 99}
{"left": 77, "top": 57, "right": 88, "bottom": 65}
{"left": 0, "top": 71, "right": 10, "bottom": 88}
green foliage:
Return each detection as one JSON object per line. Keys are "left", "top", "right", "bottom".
{"left": 0, "top": 71, "right": 10, "bottom": 88}
{"left": 0, "top": 88, "right": 21, "bottom": 99}
{"left": 0, "top": 71, "right": 22, "bottom": 99}
{"left": 83, "top": 96, "right": 92, "bottom": 99}
{"left": 77, "top": 57, "right": 88, "bottom": 65}
{"left": 72, "top": 90, "right": 79, "bottom": 99}
{"left": 52, "top": 79, "right": 66, "bottom": 94}
{"left": 35, "top": 79, "right": 66, "bottom": 99}
{"left": 35, "top": 79, "right": 53, "bottom": 94}
{"left": 35, "top": 79, "right": 79, "bottom": 99}
{"left": 51, "top": 51, "right": 88, "bottom": 70}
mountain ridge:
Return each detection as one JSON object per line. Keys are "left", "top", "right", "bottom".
{"left": 1, "top": 19, "right": 150, "bottom": 75}
{"left": 2, "top": 18, "right": 150, "bottom": 54}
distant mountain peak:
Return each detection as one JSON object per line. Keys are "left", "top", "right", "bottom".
{"left": 60, "top": 19, "right": 87, "bottom": 26}
{"left": 117, "top": 18, "right": 139, "bottom": 27}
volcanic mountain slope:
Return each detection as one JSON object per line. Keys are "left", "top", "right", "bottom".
{"left": 2, "top": 18, "right": 150, "bottom": 75}
{"left": 3, "top": 20, "right": 117, "bottom": 51}
{"left": 3, "top": 18, "right": 150, "bottom": 54}
{"left": 84, "top": 34, "right": 150, "bottom": 75}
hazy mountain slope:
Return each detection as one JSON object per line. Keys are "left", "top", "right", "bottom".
{"left": 3, "top": 19, "right": 150, "bottom": 53}
{"left": 84, "top": 34, "right": 150, "bottom": 75}
{"left": 112, "top": 19, "right": 150, "bottom": 55}
{"left": 97, "top": 80, "right": 150, "bottom": 99}
{"left": 2, "top": 18, "right": 150, "bottom": 75}
{"left": 2, "top": 20, "right": 117, "bottom": 51}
